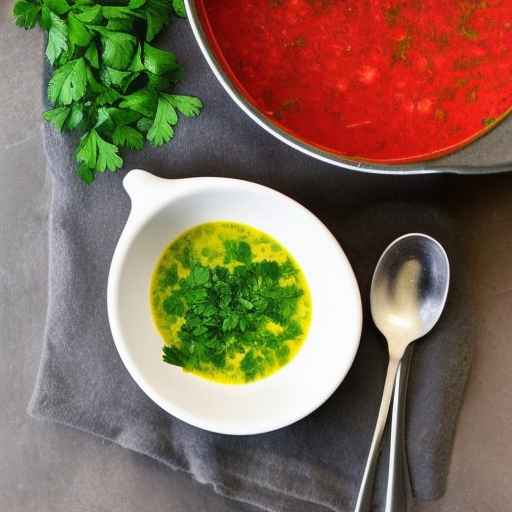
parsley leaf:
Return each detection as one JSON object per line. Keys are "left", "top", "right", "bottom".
{"left": 45, "top": 0, "right": 70, "bottom": 16}
{"left": 144, "top": 0, "right": 172, "bottom": 42}
{"left": 224, "top": 240, "right": 252, "bottom": 264}
{"left": 143, "top": 43, "right": 179, "bottom": 76}
{"left": 84, "top": 41, "right": 99, "bottom": 68}
{"left": 48, "top": 57, "right": 87, "bottom": 105}
{"left": 43, "top": 106, "right": 70, "bottom": 131}
{"left": 74, "top": 5, "right": 102, "bottom": 24}
{"left": 240, "top": 350, "right": 264, "bottom": 381}
{"left": 146, "top": 71, "right": 173, "bottom": 92}
{"left": 100, "top": 66, "right": 138, "bottom": 93}
{"left": 162, "top": 345, "right": 186, "bottom": 367}
{"left": 105, "top": 18, "right": 134, "bottom": 31}
{"left": 68, "top": 14, "right": 92, "bottom": 47}
{"left": 169, "top": 95, "right": 203, "bottom": 117}
{"left": 13, "top": 1, "right": 41, "bottom": 29}
{"left": 102, "top": 6, "right": 138, "bottom": 20}
{"left": 76, "top": 128, "right": 123, "bottom": 172}
{"left": 189, "top": 266, "right": 210, "bottom": 286}
{"left": 107, "top": 107, "right": 142, "bottom": 126}
{"left": 65, "top": 103, "right": 84, "bottom": 130}
{"left": 128, "top": 0, "right": 147, "bottom": 7}
{"left": 147, "top": 92, "right": 203, "bottom": 146}
{"left": 130, "top": 44, "right": 145, "bottom": 72}
{"left": 45, "top": 8, "right": 68, "bottom": 65}
{"left": 172, "top": 0, "right": 186, "bottom": 18}
{"left": 90, "top": 26, "right": 136, "bottom": 69}
{"left": 76, "top": 162, "right": 95, "bottom": 184}
{"left": 112, "top": 126, "right": 145, "bottom": 150}
{"left": 119, "top": 88, "right": 158, "bottom": 117}
{"left": 147, "top": 93, "right": 178, "bottom": 146}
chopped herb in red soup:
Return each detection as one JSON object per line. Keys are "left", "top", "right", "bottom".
{"left": 198, "top": 0, "right": 512, "bottom": 163}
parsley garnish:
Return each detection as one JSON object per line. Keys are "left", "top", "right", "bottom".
{"left": 155, "top": 235, "right": 308, "bottom": 383}
{"left": 13, "top": 0, "right": 202, "bottom": 184}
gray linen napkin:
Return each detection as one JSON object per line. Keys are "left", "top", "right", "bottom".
{"left": 30, "top": 20, "right": 473, "bottom": 512}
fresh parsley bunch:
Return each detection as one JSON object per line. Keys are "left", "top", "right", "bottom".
{"left": 13, "top": 0, "right": 203, "bottom": 183}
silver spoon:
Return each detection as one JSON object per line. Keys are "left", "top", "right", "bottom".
{"left": 354, "top": 233, "right": 450, "bottom": 512}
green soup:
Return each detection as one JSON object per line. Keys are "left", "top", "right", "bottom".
{"left": 150, "top": 221, "right": 312, "bottom": 384}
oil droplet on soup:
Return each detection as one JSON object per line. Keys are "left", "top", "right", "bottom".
{"left": 150, "top": 222, "right": 312, "bottom": 384}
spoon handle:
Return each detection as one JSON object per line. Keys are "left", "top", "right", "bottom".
{"left": 355, "top": 356, "right": 400, "bottom": 512}
{"left": 385, "top": 346, "right": 414, "bottom": 512}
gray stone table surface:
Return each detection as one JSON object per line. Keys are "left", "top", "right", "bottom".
{"left": 1, "top": 5, "right": 512, "bottom": 511}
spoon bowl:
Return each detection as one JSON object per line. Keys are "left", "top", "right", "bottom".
{"left": 371, "top": 234, "right": 450, "bottom": 356}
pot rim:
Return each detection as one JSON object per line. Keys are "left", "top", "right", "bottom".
{"left": 184, "top": 0, "right": 512, "bottom": 176}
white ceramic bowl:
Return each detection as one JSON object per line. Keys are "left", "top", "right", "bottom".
{"left": 107, "top": 170, "right": 362, "bottom": 435}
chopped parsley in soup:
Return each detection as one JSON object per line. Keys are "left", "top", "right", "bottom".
{"left": 150, "top": 222, "right": 312, "bottom": 384}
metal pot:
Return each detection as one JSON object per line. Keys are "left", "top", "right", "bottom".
{"left": 185, "top": 1, "right": 512, "bottom": 175}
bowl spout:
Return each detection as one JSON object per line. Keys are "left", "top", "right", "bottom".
{"left": 123, "top": 169, "right": 167, "bottom": 199}
{"left": 123, "top": 169, "right": 191, "bottom": 215}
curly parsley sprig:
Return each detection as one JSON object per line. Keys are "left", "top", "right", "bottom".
{"left": 13, "top": 0, "right": 202, "bottom": 184}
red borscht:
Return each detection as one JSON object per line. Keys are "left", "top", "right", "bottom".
{"left": 197, "top": 0, "right": 512, "bottom": 163}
